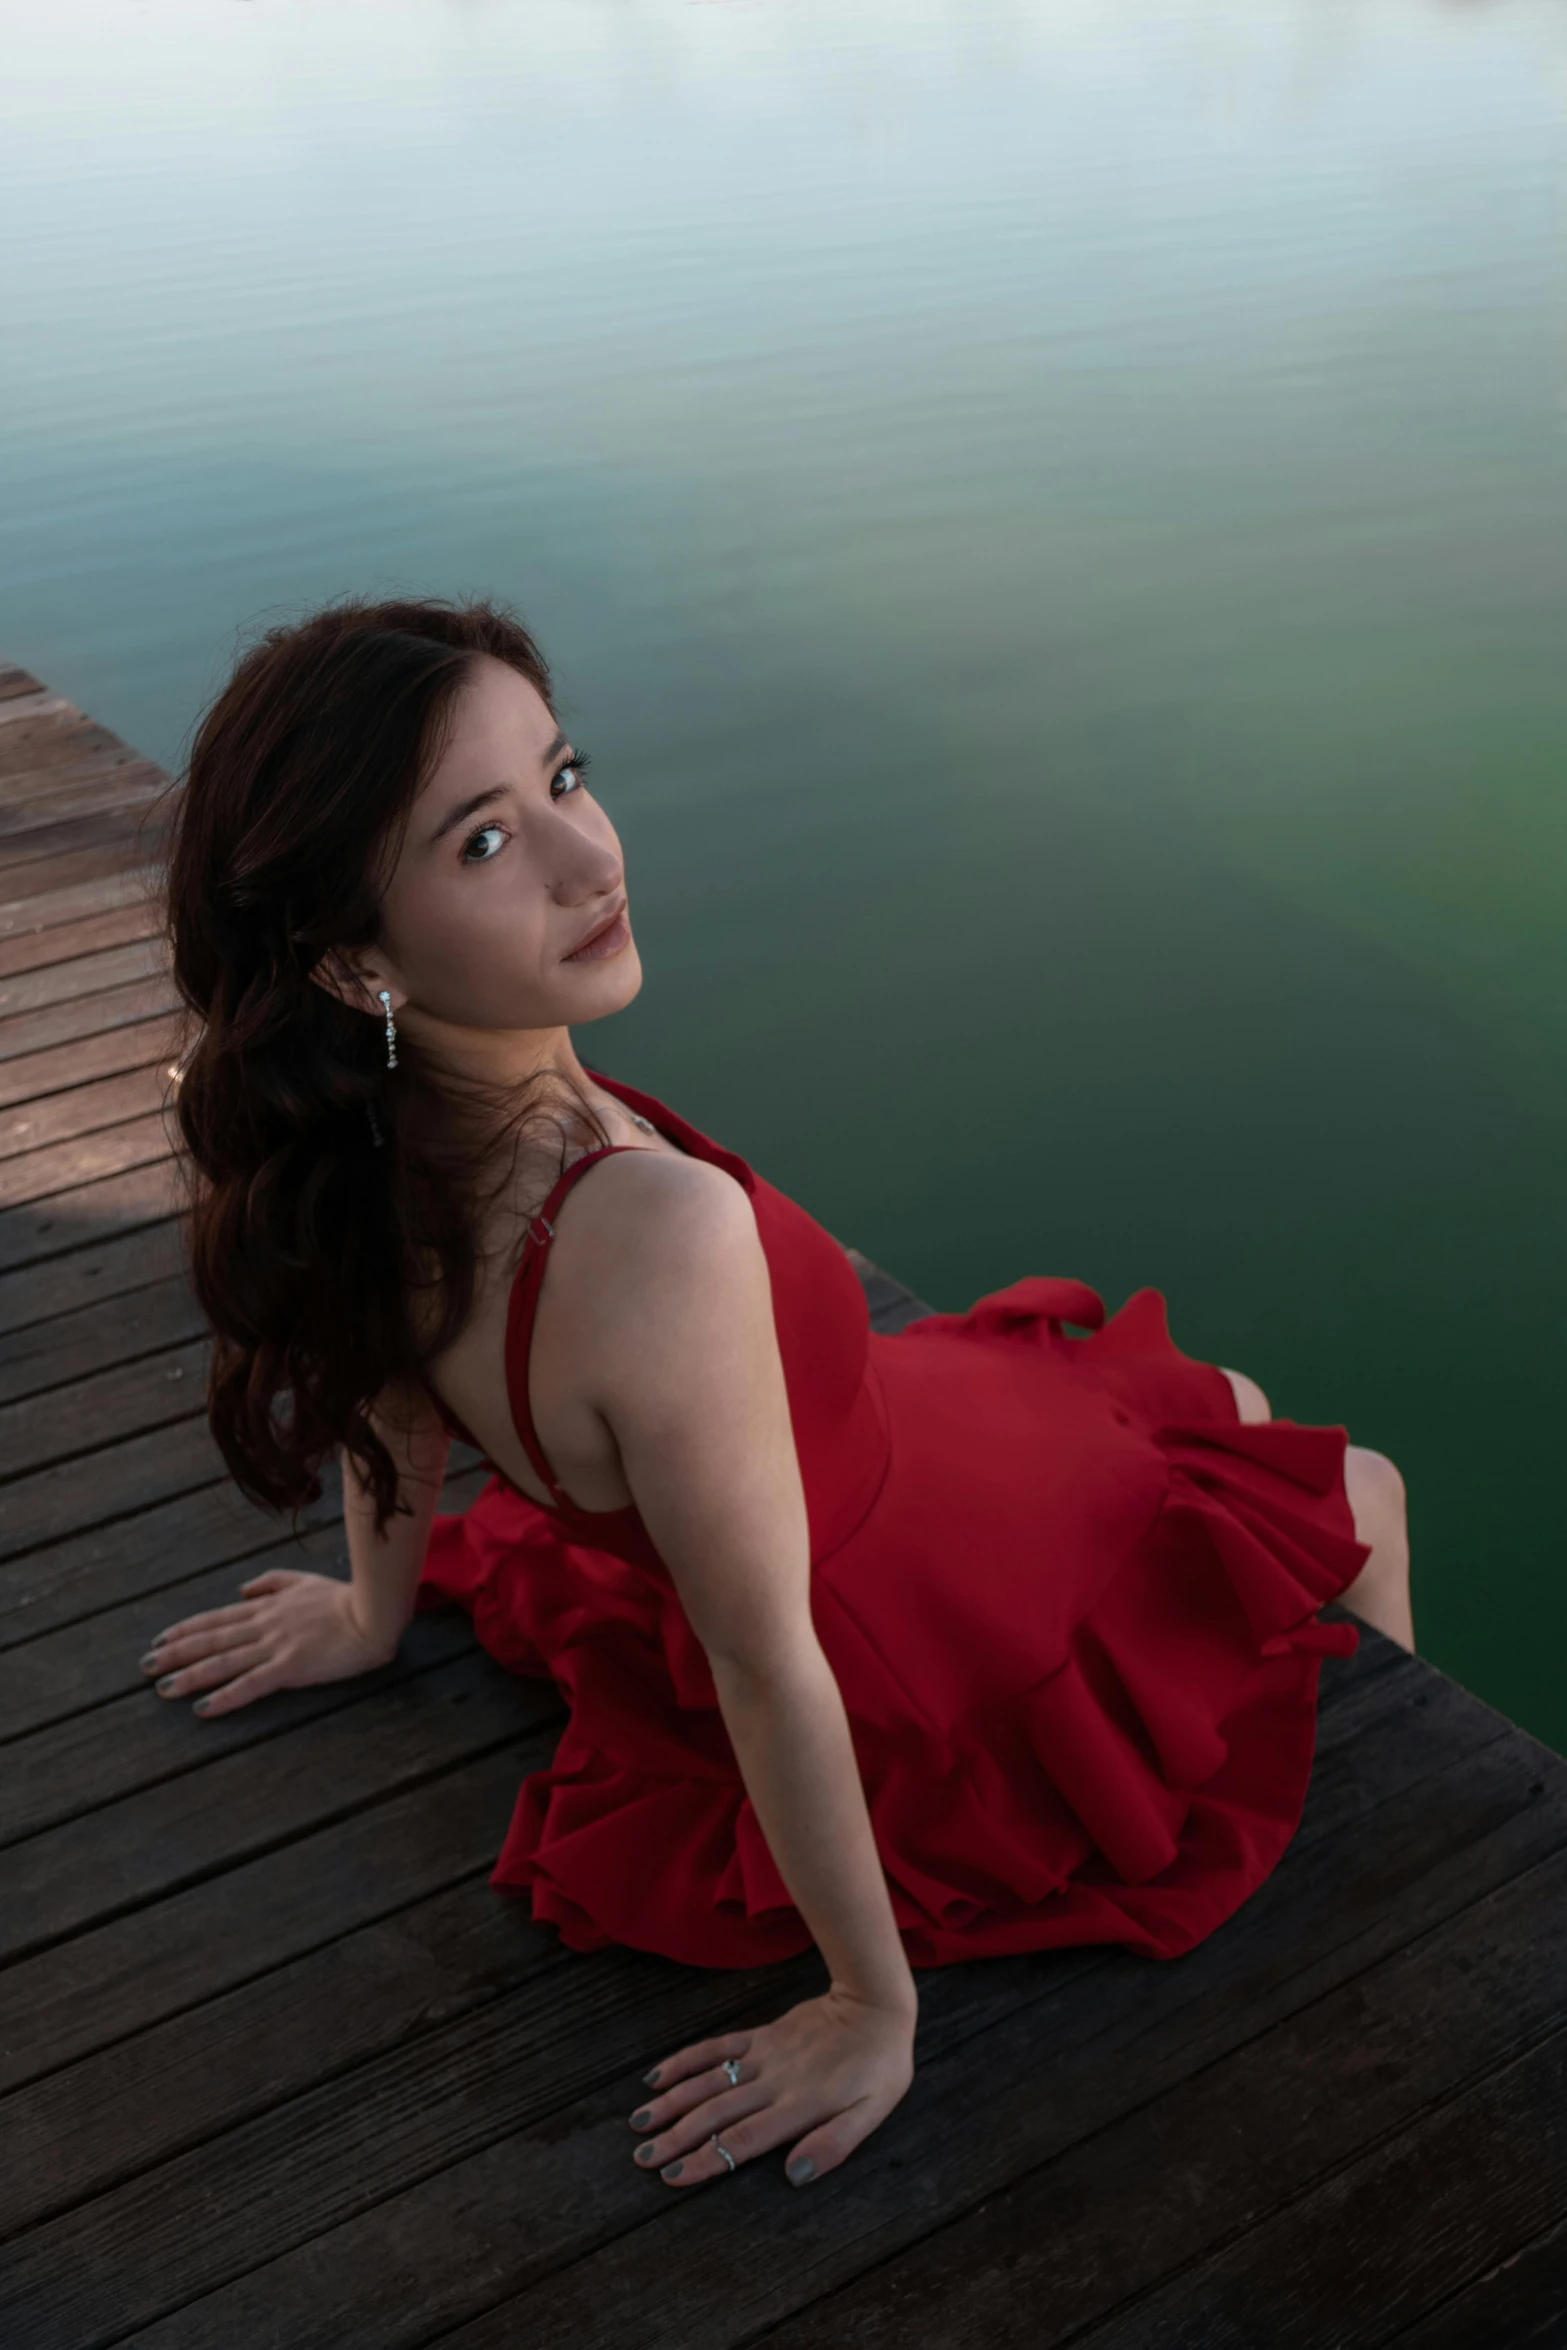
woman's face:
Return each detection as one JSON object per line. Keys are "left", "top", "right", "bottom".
{"left": 367, "top": 654, "right": 641, "bottom": 1045}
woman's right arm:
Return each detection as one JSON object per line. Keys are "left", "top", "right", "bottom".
{"left": 568, "top": 1151, "right": 918, "bottom": 2186}
{"left": 140, "top": 1386, "right": 450, "bottom": 1716}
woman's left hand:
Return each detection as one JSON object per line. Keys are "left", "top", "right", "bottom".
{"left": 627, "top": 1985, "right": 915, "bottom": 2189}
{"left": 139, "top": 1568, "right": 397, "bottom": 1715}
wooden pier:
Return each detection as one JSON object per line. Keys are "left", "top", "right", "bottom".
{"left": 1, "top": 664, "right": 1564, "bottom": 2348}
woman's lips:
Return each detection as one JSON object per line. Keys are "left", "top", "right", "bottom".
{"left": 563, "top": 908, "right": 631, "bottom": 963}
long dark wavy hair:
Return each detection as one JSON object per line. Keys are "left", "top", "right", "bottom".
{"left": 165, "top": 596, "right": 611, "bottom": 1532}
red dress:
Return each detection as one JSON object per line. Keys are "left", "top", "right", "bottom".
{"left": 418, "top": 1068, "right": 1366, "bottom": 1970}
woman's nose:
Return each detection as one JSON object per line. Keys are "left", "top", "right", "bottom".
{"left": 554, "top": 845, "right": 623, "bottom": 903}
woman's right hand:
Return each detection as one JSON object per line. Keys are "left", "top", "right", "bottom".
{"left": 629, "top": 1983, "right": 916, "bottom": 2189}
{"left": 139, "top": 1567, "right": 398, "bottom": 1716}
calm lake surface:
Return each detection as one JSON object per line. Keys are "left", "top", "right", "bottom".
{"left": 2, "top": 0, "right": 1564, "bottom": 1750}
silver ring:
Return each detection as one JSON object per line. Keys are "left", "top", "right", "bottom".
{"left": 711, "top": 2133, "right": 736, "bottom": 2174}
{"left": 722, "top": 2057, "right": 742, "bottom": 2087}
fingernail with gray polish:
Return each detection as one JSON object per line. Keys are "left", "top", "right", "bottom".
{"left": 139, "top": 1653, "right": 162, "bottom": 1672}
{"left": 155, "top": 1676, "right": 176, "bottom": 1695}
{"left": 787, "top": 2156, "right": 816, "bottom": 2187}
{"left": 630, "top": 2109, "right": 651, "bottom": 2130}
{"left": 642, "top": 2067, "right": 661, "bottom": 2086}
{"left": 661, "top": 2160, "right": 683, "bottom": 2181}
{"left": 634, "top": 2143, "right": 657, "bottom": 2164}
{"left": 193, "top": 1698, "right": 212, "bottom": 1716}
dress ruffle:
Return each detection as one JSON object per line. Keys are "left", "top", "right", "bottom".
{"left": 419, "top": 1272, "right": 1367, "bottom": 1971}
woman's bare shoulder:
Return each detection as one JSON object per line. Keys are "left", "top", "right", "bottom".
{"left": 547, "top": 1147, "right": 765, "bottom": 1354}
{"left": 558, "top": 1145, "right": 755, "bottom": 1265}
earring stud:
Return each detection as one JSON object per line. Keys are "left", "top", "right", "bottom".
{"left": 377, "top": 989, "right": 398, "bottom": 1070}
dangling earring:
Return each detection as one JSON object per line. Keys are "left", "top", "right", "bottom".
{"left": 377, "top": 989, "right": 398, "bottom": 1070}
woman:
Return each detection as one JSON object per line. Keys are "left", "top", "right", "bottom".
{"left": 147, "top": 598, "right": 1412, "bottom": 2196}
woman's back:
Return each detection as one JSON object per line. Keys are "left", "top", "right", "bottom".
{"left": 424, "top": 1069, "right": 888, "bottom": 1559}
{"left": 423, "top": 1104, "right": 704, "bottom": 1517}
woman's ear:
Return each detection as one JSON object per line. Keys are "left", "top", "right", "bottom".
{"left": 309, "top": 949, "right": 401, "bottom": 1019}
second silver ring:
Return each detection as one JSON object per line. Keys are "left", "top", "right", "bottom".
{"left": 722, "top": 2057, "right": 742, "bottom": 2086}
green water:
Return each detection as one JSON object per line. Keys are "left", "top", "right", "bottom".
{"left": 2, "top": 0, "right": 1564, "bottom": 1750}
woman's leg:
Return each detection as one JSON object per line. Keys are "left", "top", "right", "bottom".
{"left": 1221, "top": 1369, "right": 1414, "bottom": 1654}
{"left": 1221, "top": 1367, "right": 1271, "bottom": 1424}
{"left": 1339, "top": 1445, "right": 1415, "bottom": 1652}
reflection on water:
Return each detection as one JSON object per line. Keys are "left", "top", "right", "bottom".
{"left": 2, "top": 0, "right": 1565, "bottom": 1746}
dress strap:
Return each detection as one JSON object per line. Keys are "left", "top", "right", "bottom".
{"left": 503, "top": 1143, "right": 642, "bottom": 1511}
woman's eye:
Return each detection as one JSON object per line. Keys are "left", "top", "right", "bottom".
{"left": 460, "top": 822, "right": 508, "bottom": 863}
{"left": 551, "top": 751, "right": 591, "bottom": 799}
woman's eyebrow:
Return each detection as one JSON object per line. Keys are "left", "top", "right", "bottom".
{"left": 428, "top": 785, "right": 508, "bottom": 845}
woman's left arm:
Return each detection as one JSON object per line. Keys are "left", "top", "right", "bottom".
{"left": 576, "top": 1153, "right": 918, "bottom": 2189}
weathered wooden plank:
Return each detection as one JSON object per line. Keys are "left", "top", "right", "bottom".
{"left": 0, "top": 897, "right": 165, "bottom": 981}
{"left": 0, "top": 1333, "right": 206, "bottom": 1479}
{"left": 0, "top": 1064, "right": 169, "bottom": 1164}
{"left": 0, "top": 864, "right": 158, "bottom": 940}
{"left": 841, "top": 1244, "right": 934, "bottom": 1331}
{"left": 0, "top": 1858, "right": 566, "bottom": 2237}
{"left": 0, "top": 666, "right": 45, "bottom": 701}
{"left": 0, "top": 721, "right": 132, "bottom": 784}
{"left": 0, "top": 685, "right": 76, "bottom": 718}
{"left": 1060, "top": 2032, "right": 1567, "bottom": 2350}
{"left": 0, "top": 1411, "right": 220, "bottom": 1565}
{"left": 0, "top": 936, "right": 166, "bottom": 1021}
{"left": 0, "top": 1647, "right": 546, "bottom": 1965}
{"left": 0, "top": 764, "right": 163, "bottom": 833}
{"left": 0, "top": 1010, "right": 177, "bottom": 1108}
{"left": 0, "top": 805, "right": 161, "bottom": 878}
{"left": 0, "top": 1108, "right": 173, "bottom": 1212}
{"left": 0, "top": 1606, "right": 483, "bottom": 1851}
{"left": 0, "top": 1269, "right": 201, "bottom": 1408}
{"left": 0, "top": 830, "right": 167, "bottom": 905}
{"left": 0, "top": 1156, "right": 182, "bottom": 1277}
{"left": 747, "top": 1852, "right": 1567, "bottom": 2350}
{"left": 0, "top": 691, "right": 82, "bottom": 739}
{"left": 12, "top": 1659, "right": 1556, "bottom": 2350}
{"left": 0, "top": 1461, "right": 303, "bottom": 1647}
{"left": 0, "top": 1215, "right": 184, "bottom": 1340}
{"left": 1396, "top": 2218, "right": 1567, "bottom": 2349}
{"left": 0, "top": 1737, "right": 540, "bottom": 2095}
{"left": 0, "top": 744, "right": 152, "bottom": 807}
{"left": 0, "top": 971, "right": 178, "bottom": 1063}
{"left": 0, "top": 1461, "right": 486, "bottom": 1735}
